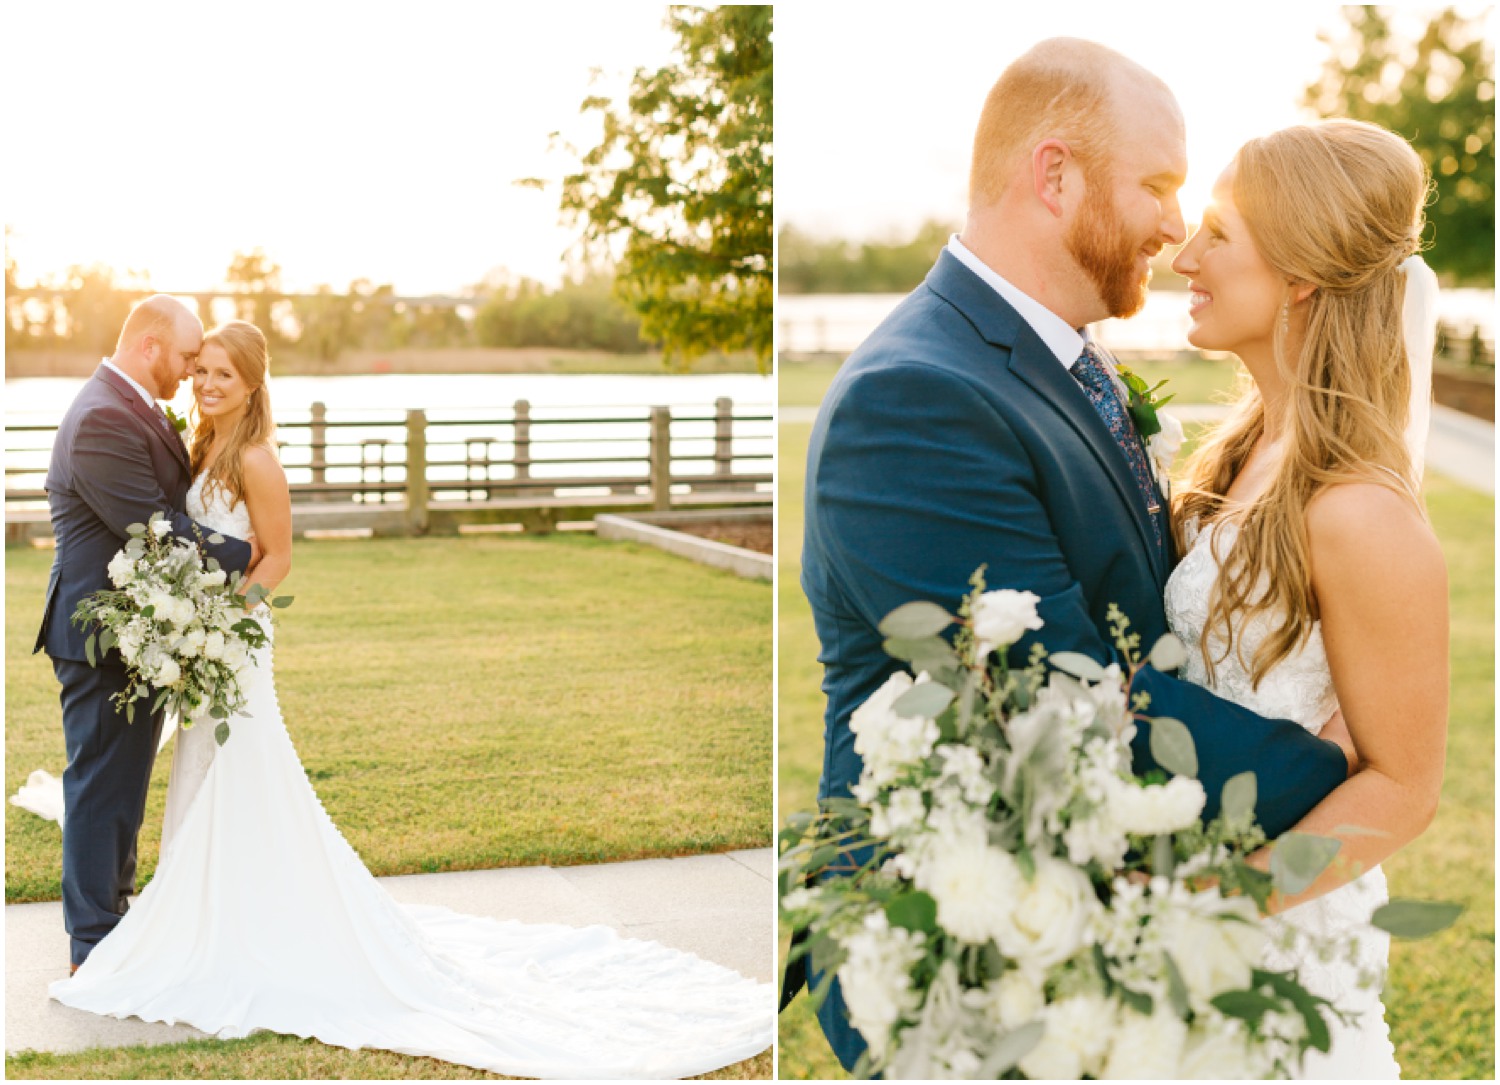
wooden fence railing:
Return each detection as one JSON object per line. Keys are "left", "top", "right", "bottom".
{"left": 6, "top": 398, "right": 772, "bottom": 541}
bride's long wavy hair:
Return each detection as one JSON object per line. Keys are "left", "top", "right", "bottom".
{"left": 1170, "top": 120, "right": 1430, "bottom": 687}
{"left": 189, "top": 321, "right": 276, "bottom": 510}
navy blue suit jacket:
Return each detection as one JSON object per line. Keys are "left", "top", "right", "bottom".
{"left": 35, "top": 365, "right": 253, "bottom": 661}
{"left": 803, "top": 250, "right": 1345, "bottom": 831}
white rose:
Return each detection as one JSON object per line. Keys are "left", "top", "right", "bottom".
{"left": 116, "top": 628, "right": 142, "bottom": 663}
{"left": 107, "top": 551, "right": 135, "bottom": 587}
{"left": 1148, "top": 410, "right": 1185, "bottom": 477}
{"left": 151, "top": 518, "right": 173, "bottom": 538}
{"left": 1163, "top": 896, "right": 1267, "bottom": 1006}
{"left": 990, "top": 853, "right": 1097, "bottom": 969}
{"left": 915, "top": 835, "right": 1024, "bottom": 946}
{"left": 987, "top": 969, "right": 1044, "bottom": 1030}
{"left": 1179, "top": 1017, "right": 1262, "bottom": 1079}
{"left": 154, "top": 657, "right": 181, "bottom": 687}
{"left": 1100, "top": 1006, "right": 1190, "bottom": 1079}
{"left": 146, "top": 590, "right": 176, "bottom": 620}
{"left": 200, "top": 568, "right": 227, "bottom": 588}
{"left": 971, "top": 588, "right": 1044, "bottom": 657}
{"left": 1108, "top": 775, "right": 1207, "bottom": 836}
{"left": 1019, "top": 993, "right": 1117, "bottom": 1079}
{"left": 203, "top": 631, "right": 227, "bottom": 660}
{"left": 223, "top": 638, "right": 249, "bottom": 670}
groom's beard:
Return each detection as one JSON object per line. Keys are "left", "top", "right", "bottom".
{"left": 1066, "top": 169, "right": 1151, "bottom": 320}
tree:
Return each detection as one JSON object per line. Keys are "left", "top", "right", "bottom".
{"left": 225, "top": 248, "right": 283, "bottom": 337}
{"left": 557, "top": 5, "right": 771, "bottom": 370}
{"left": 1304, "top": 6, "right": 1495, "bottom": 284}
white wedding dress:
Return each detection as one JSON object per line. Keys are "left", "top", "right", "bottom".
{"left": 1165, "top": 517, "right": 1399, "bottom": 1080}
{"left": 43, "top": 475, "right": 773, "bottom": 1079}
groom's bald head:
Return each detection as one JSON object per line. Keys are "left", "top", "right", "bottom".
{"left": 969, "top": 38, "right": 1178, "bottom": 209}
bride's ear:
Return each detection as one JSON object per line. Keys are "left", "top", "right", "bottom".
{"left": 1290, "top": 281, "right": 1318, "bottom": 305}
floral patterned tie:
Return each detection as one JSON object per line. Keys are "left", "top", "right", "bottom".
{"left": 1070, "top": 343, "right": 1165, "bottom": 556}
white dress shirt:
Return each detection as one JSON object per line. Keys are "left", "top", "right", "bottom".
{"left": 945, "top": 235, "right": 1088, "bottom": 369}
{"left": 101, "top": 358, "right": 158, "bottom": 409}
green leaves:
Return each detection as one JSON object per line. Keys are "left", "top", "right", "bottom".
{"left": 1148, "top": 632, "right": 1189, "bottom": 673}
{"left": 1370, "top": 900, "right": 1464, "bottom": 938}
{"left": 1049, "top": 651, "right": 1106, "bottom": 682}
{"left": 882, "top": 635, "right": 957, "bottom": 673}
{"left": 878, "top": 601, "right": 955, "bottom": 640}
{"left": 1270, "top": 832, "right": 1342, "bottom": 896}
{"left": 983, "top": 1021, "right": 1045, "bottom": 1076}
{"left": 1162, "top": 951, "right": 1192, "bottom": 1019}
{"left": 893, "top": 682, "right": 954, "bottom": 719}
{"left": 214, "top": 721, "right": 231, "bottom": 747}
{"left": 1222, "top": 771, "right": 1257, "bottom": 819}
{"left": 84, "top": 633, "right": 97, "bottom": 667}
{"left": 885, "top": 891, "right": 937, "bottom": 934}
{"left": 1148, "top": 716, "right": 1198, "bottom": 778}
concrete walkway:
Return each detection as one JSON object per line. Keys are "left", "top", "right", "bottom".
{"left": 780, "top": 403, "right": 1495, "bottom": 494}
{"left": 5, "top": 848, "right": 772, "bottom": 1057}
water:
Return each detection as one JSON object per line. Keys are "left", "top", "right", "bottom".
{"left": 779, "top": 288, "right": 1497, "bottom": 356}
{"left": 6, "top": 372, "right": 773, "bottom": 502}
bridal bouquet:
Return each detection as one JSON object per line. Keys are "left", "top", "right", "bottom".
{"left": 780, "top": 569, "right": 1452, "bottom": 1079}
{"left": 70, "top": 511, "right": 291, "bottom": 745}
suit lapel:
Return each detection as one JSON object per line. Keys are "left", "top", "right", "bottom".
{"left": 94, "top": 366, "right": 192, "bottom": 479}
{"left": 925, "top": 253, "right": 1168, "bottom": 592}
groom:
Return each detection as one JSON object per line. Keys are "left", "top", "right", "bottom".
{"left": 792, "top": 39, "right": 1352, "bottom": 1069}
{"left": 34, "top": 295, "right": 256, "bottom": 971}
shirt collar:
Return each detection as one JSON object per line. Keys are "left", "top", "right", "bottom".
{"left": 946, "top": 234, "right": 1088, "bottom": 368}
{"left": 101, "top": 358, "right": 158, "bottom": 409}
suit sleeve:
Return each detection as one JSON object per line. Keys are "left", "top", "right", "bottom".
{"left": 70, "top": 406, "right": 254, "bottom": 576}
{"left": 815, "top": 363, "right": 1344, "bottom": 838}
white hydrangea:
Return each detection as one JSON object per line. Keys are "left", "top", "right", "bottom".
{"left": 850, "top": 672, "right": 939, "bottom": 789}
{"left": 203, "top": 631, "right": 227, "bottom": 660}
{"left": 107, "top": 551, "right": 136, "bottom": 587}
{"left": 985, "top": 969, "right": 1044, "bottom": 1030}
{"left": 1018, "top": 992, "right": 1117, "bottom": 1079}
{"left": 870, "top": 788, "right": 927, "bottom": 839}
{"left": 838, "top": 910, "right": 926, "bottom": 1061}
{"left": 1108, "top": 775, "right": 1207, "bottom": 836}
{"left": 914, "top": 831, "right": 1023, "bottom": 946}
{"left": 1099, "top": 1006, "right": 1189, "bottom": 1079}
{"left": 934, "top": 744, "right": 993, "bottom": 805}
{"left": 971, "top": 588, "right": 1043, "bottom": 657}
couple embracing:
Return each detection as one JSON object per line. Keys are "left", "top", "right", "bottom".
{"left": 796, "top": 38, "right": 1447, "bottom": 1077}
{"left": 29, "top": 298, "right": 771, "bottom": 1076}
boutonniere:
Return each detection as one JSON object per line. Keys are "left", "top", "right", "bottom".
{"left": 1115, "top": 364, "right": 1174, "bottom": 439}
{"left": 163, "top": 405, "right": 189, "bottom": 434}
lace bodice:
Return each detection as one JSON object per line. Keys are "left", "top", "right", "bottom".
{"left": 1164, "top": 519, "right": 1338, "bottom": 735}
{"left": 186, "top": 473, "right": 253, "bottom": 542}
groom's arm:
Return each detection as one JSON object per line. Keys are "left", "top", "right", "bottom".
{"left": 815, "top": 363, "right": 1345, "bottom": 838}
{"left": 69, "top": 405, "right": 254, "bottom": 575}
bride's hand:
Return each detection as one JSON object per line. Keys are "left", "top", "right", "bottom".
{"left": 1319, "top": 706, "right": 1359, "bottom": 777}
{"left": 247, "top": 533, "right": 262, "bottom": 570}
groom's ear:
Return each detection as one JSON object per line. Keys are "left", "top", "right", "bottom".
{"left": 1032, "top": 139, "right": 1072, "bottom": 217}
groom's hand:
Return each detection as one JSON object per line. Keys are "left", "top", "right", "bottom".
{"left": 1320, "top": 706, "right": 1358, "bottom": 777}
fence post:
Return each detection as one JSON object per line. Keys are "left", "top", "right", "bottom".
{"left": 715, "top": 397, "right": 733, "bottom": 487}
{"left": 514, "top": 399, "right": 533, "bottom": 496}
{"left": 310, "top": 402, "right": 327, "bottom": 489}
{"left": 650, "top": 406, "right": 672, "bottom": 511}
{"left": 406, "top": 409, "right": 428, "bottom": 534}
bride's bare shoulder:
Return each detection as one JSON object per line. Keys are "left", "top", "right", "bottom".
{"left": 1305, "top": 480, "right": 1443, "bottom": 586}
{"left": 240, "top": 443, "right": 288, "bottom": 492}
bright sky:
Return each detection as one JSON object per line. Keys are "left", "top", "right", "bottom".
{"left": 3, "top": 2, "right": 679, "bottom": 295}
{"left": 777, "top": 2, "right": 1487, "bottom": 239}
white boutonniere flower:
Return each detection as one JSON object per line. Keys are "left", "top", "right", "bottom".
{"left": 1147, "top": 409, "right": 1185, "bottom": 485}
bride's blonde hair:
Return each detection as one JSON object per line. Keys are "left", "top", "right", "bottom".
{"left": 189, "top": 321, "right": 276, "bottom": 509}
{"left": 1171, "top": 120, "right": 1430, "bottom": 687}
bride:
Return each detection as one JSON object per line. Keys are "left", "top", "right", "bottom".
{"left": 1163, "top": 119, "right": 1448, "bottom": 1078}
{"left": 40, "top": 321, "right": 772, "bottom": 1078}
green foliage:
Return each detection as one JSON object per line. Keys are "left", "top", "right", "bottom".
{"left": 473, "top": 272, "right": 644, "bottom": 352}
{"left": 779, "top": 220, "right": 955, "bottom": 294}
{"left": 1303, "top": 6, "right": 1495, "bottom": 284}
{"left": 559, "top": 6, "right": 771, "bottom": 370}
{"left": 225, "top": 248, "right": 283, "bottom": 337}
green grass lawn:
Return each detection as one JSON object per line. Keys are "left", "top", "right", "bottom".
{"left": 6, "top": 534, "right": 771, "bottom": 1079}
{"left": 777, "top": 400, "right": 1494, "bottom": 1078}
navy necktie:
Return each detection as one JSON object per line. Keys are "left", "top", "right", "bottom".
{"left": 1070, "top": 343, "right": 1165, "bottom": 556}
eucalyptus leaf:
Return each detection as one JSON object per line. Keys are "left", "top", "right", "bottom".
{"left": 1162, "top": 952, "right": 1191, "bottom": 1019}
{"left": 1370, "top": 900, "right": 1464, "bottom": 939}
{"left": 885, "top": 891, "right": 938, "bottom": 934}
{"left": 151, "top": 689, "right": 170, "bottom": 714}
{"left": 272, "top": 595, "right": 294, "bottom": 609}
{"left": 893, "top": 681, "right": 955, "bottom": 719}
{"left": 1049, "top": 651, "right": 1107, "bottom": 682}
{"left": 214, "top": 721, "right": 231, "bottom": 746}
{"left": 208, "top": 533, "right": 226, "bottom": 545}
{"left": 1148, "top": 716, "right": 1198, "bottom": 778}
{"left": 1151, "top": 833, "right": 1175, "bottom": 879}
{"left": 1211, "top": 989, "right": 1279, "bottom": 1025}
{"left": 883, "top": 635, "right": 957, "bottom": 667}
{"left": 1270, "top": 832, "right": 1342, "bottom": 896}
{"left": 877, "top": 601, "right": 955, "bottom": 640}
{"left": 1222, "top": 771, "right": 1257, "bottom": 819}
{"left": 127, "top": 523, "right": 146, "bottom": 536}
{"left": 84, "top": 633, "right": 97, "bottom": 668}
{"left": 1148, "top": 633, "right": 1189, "bottom": 672}
{"left": 982, "top": 1021, "right": 1045, "bottom": 1077}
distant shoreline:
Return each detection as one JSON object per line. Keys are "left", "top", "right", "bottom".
{"left": 5, "top": 348, "right": 763, "bottom": 380}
